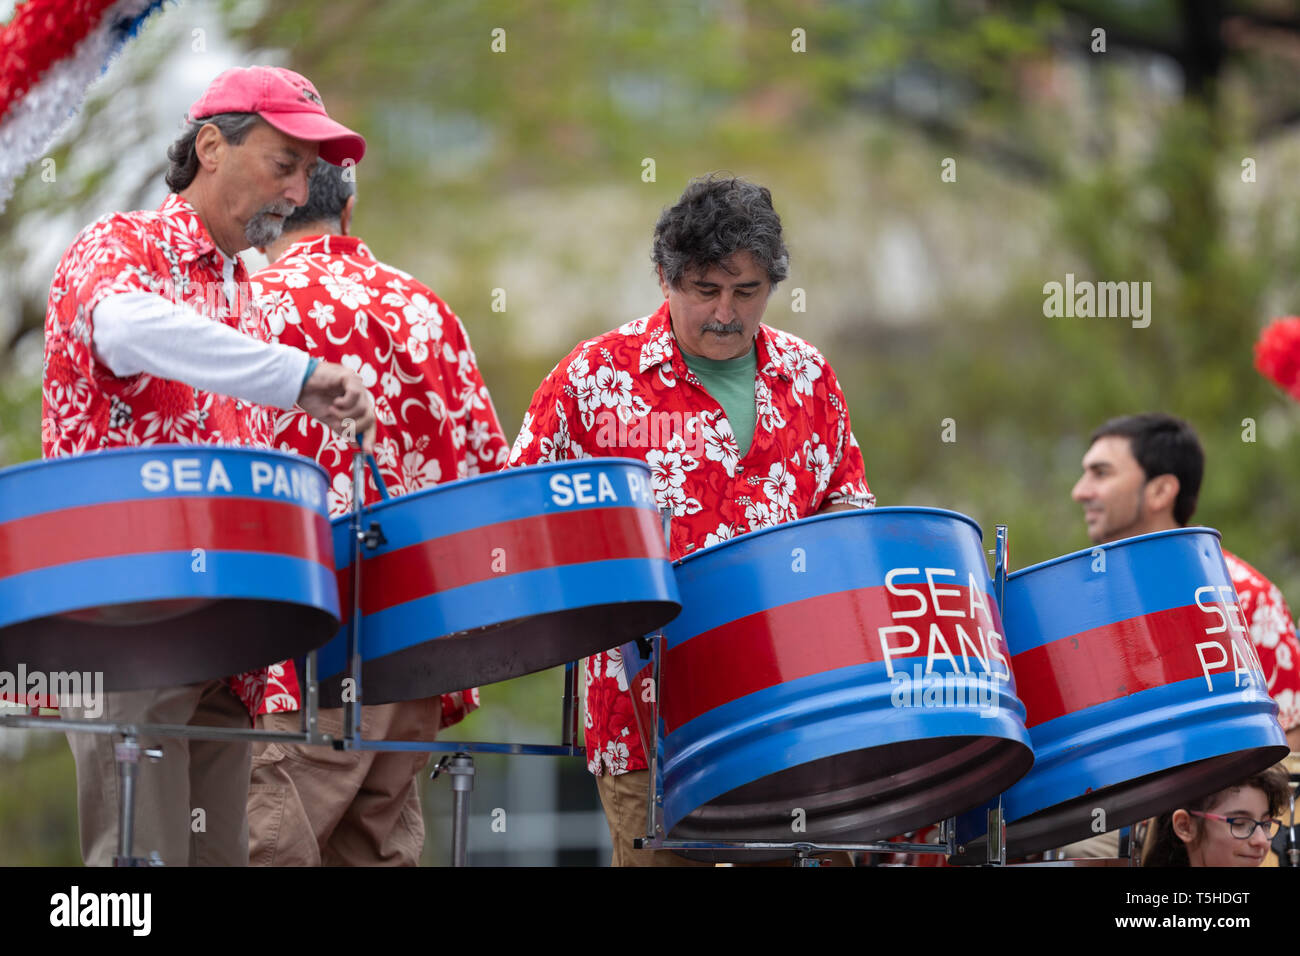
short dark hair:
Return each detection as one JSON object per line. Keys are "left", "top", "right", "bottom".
{"left": 283, "top": 158, "right": 355, "bottom": 231}
{"left": 165, "top": 112, "right": 263, "bottom": 192}
{"left": 651, "top": 174, "right": 790, "bottom": 289}
{"left": 1090, "top": 413, "right": 1204, "bottom": 525}
{"left": 1142, "top": 763, "right": 1291, "bottom": 867}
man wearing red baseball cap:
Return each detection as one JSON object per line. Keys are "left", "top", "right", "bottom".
{"left": 48, "top": 65, "right": 374, "bottom": 866}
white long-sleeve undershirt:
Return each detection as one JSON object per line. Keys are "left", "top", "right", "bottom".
{"left": 92, "top": 291, "right": 311, "bottom": 411}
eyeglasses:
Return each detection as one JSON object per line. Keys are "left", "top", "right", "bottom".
{"left": 1188, "top": 811, "right": 1282, "bottom": 839}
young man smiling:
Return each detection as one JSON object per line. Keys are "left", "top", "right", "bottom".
{"left": 1071, "top": 414, "right": 1300, "bottom": 748}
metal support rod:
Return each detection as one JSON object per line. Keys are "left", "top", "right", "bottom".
{"left": 448, "top": 753, "right": 475, "bottom": 867}
{"left": 986, "top": 796, "right": 1006, "bottom": 866}
{"left": 641, "top": 505, "right": 673, "bottom": 845}
{"left": 561, "top": 661, "right": 575, "bottom": 748}
{"left": 303, "top": 648, "right": 323, "bottom": 745}
{"left": 993, "top": 524, "right": 1009, "bottom": 612}
{"left": 113, "top": 734, "right": 140, "bottom": 866}
{"left": 344, "top": 451, "right": 365, "bottom": 746}
{"left": 646, "top": 632, "right": 665, "bottom": 842}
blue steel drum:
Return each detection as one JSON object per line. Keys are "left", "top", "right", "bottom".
{"left": 623, "top": 507, "right": 1034, "bottom": 856}
{"left": 316, "top": 458, "right": 680, "bottom": 706}
{"left": 0, "top": 446, "right": 340, "bottom": 691}
{"left": 952, "top": 528, "right": 1289, "bottom": 863}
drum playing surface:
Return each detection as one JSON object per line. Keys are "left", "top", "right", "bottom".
{"left": 316, "top": 458, "right": 680, "bottom": 705}
{"left": 628, "top": 507, "right": 1035, "bottom": 860}
{"left": 952, "top": 528, "right": 1288, "bottom": 863}
{"left": 0, "top": 446, "right": 340, "bottom": 691}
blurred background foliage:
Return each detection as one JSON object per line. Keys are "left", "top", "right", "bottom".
{"left": 3, "top": 0, "right": 1300, "bottom": 863}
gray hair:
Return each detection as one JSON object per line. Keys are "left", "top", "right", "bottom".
{"left": 651, "top": 174, "right": 790, "bottom": 289}
{"left": 165, "top": 112, "right": 263, "bottom": 192}
{"left": 283, "top": 158, "right": 356, "bottom": 232}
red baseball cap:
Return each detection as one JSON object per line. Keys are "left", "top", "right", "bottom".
{"left": 188, "top": 66, "right": 366, "bottom": 166}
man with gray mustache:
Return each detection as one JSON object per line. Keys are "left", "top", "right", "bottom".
{"left": 46, "top": 65, "right": 376, "bottom": 866}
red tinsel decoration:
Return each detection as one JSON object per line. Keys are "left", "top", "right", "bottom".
{"left": 0, "top": 0, "right": 119, "bottom": 122}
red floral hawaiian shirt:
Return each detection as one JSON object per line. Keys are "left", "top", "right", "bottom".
{"left": 1223, "top": 549, "right": 1300, "bottom": 731}
{"left": 509, "top": 300, "right": 874, "bottom": 775}
{"left": 44, "top": 192, "right": 276, "bottom": 717}
{"left": 239, "top": 233, "right": 510, "bottom": 725}
{"left": 43, "top": 192, "right": 273, "bottom": 455}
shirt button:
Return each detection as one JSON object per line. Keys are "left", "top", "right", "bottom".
{"left": 736, "top": 464, "right": 744, "bottom": 473}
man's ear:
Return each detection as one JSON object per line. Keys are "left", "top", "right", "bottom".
{"left": 340, "top": 194, "right": 356, "bottom": 237}
{"left": 1146, "top": 473, "right": 1181, "bottom": 520}
{"left": 193, "top": 123, "right": 225, "bottom": 174}
{"left": 657, "top": 264, "right": 670, "bottom": 298}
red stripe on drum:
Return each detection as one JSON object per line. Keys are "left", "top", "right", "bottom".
{"left": 1010, "top": 604, "right": 1251, "bottom": 728}
{"left": 336, "top": 505, "right": 669, "bottom": 617}
{"left": 0, "top": 497, "right": 333, "bottom": 577}
{"left": 660, "top": 586, "right": 1007, "bottom": 734}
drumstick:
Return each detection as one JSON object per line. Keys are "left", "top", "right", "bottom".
{"left": 365, "top": 452, "right": 391, "bottom": 500}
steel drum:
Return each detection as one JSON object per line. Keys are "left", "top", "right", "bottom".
{"left": 623, "top": 507, "right": 1035, "bottom": 858}
{"left": 0, "top": 446, "right": 340, "bottom": 691}
{"left": 952, "top": 528, "right": 1289, "bottom": 863}
{"left": 315, "top": 458, "right": 680, "bottom": 706}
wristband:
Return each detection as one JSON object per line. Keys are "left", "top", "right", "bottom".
{"left": 301, "top": 356, "right": 321, "bottom": 390}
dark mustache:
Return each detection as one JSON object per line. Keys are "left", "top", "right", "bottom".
{"left": 701, "top": 320, "right": 743, "bottom": 333}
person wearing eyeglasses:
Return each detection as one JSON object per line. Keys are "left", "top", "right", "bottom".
{"left": 1142, "top": 764, "right": 1290, "bottom": 866}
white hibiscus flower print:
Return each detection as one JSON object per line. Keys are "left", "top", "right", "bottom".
{"left": 406, "top": 320, "right": 431, "bottom": 363}
{"left": 603, "top": 739, "right": 630, "bottom": 774}
{"left": 761, "top": 460, "right": 797, "bottom": 511}
{"left": 704, "top": 523, "right": 738, "bottom": 548}
{"left": 256, "top": 289, "right": 297, "bottom": 336}
{"left": 403, "top": 449, "right": 442, "bottom": 490}
{"left": 743, "top": 497, "right": 775, "bottom": 531}
{"left": 403, "top": 292, "right": 444, "bottom": 345}
{"left": 617, "top": 313, "right": 650, "bottom": 336}
{"left": 307, "top": 300, "right": 335, "bottom": 328}
{"left": 647, "top": 447, "right": 689, "bottom": 493}
{"left": 328, "top": 470, "right": 354, "bottom": 515}
{"left": 570, "top": 374, "right": 602, "bottom": 429}
{"left": 754, "top": 375, "right": 786, "bottom": 432}
{"left": 803, "top": 434, "right": 833, "bottom": 488}
{"left": 639, "top": 329, "right": 674, "bottom": 371}
{"left": 604, "top": 647, "right": 629, "bottom": 693}
{"left": 320, "top": 262, "right": 372, "bottom": 309}
{"left": 698, "top": 411, "right": 741, "bottom": 477}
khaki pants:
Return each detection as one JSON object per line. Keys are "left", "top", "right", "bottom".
{"left": 62, "top": 679, "right": 252, "bottom": 867}
{"left": 596, "top": 770, "right": 714, "bottom": 867}
{"left": 248, "top": 698, "right": 440, "bottom": 866}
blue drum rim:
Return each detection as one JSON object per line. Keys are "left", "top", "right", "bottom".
{"left": 1007, "top": 526, "right": 1222, "bottom": 581}
{"left": 350, "top": 456, "right": 657, "bottom": 518}
{"left": 674, "top": 505, "right": 987, "bottom": 568}
{"left": 0, "top": 444, "right": 330, "bottom": 482}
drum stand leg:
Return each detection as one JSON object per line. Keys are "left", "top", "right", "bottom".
{"left": 433, "top": 753, "right": 475, "bottom": 867}
{"left": 644, "top": 633, "right": 666, "bottom": 846}
{"left": 112, "top": 733, "right": 163, "bottom": 867}
{"left": 986, "top": 797, "right": 1006, "bottom": 866}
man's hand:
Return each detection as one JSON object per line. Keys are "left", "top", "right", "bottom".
{"left": 297, "top": 361, "right": 376, "bottom": 452}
